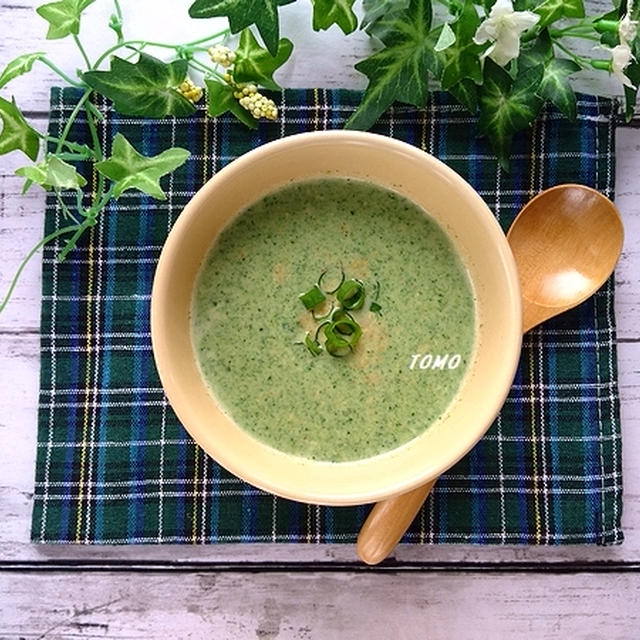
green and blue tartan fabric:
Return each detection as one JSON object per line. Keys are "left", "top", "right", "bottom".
{"left": 32, "top": 87, "right": 623, "bottom": 545}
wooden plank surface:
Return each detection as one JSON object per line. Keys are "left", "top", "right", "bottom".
{"left": 1, "top": 571, "right": 640, "bottom": 639}
{"left": 1, "top": 1, "right": 639, "bottom": 637}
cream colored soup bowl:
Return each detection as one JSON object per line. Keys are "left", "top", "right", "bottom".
{"left": 151, "top": 130, "right": 522, "bottom": 506}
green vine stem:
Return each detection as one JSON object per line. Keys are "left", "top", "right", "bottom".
{"left": 553, "top": 41, "right": 593, "bottom": 67}
{"left": 54, "top": 190, "right": 80, "bottom": 223}
{"left": 73, "top": 34, "right": 92, "bottom": 69}
{"left": 54, "top": 90, "right": 92, "bottom": 154}
{"left": 84, "top": 99, "right": 106, "bottom": 208}
{"left": 40, "top": 57, "right": 83, "bottom": 88}
{"left": 92, "top": 29, "right": 230, "bottom": 70}
{"left": 0, "top": 225, "right": 83, "bottom": 314}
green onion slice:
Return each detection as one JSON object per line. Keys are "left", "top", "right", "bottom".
{"left": 312, "top": 301, "right": 335, "bottom": 321}
{"left": 369, "top": 280, "right": 382, "bottom": 314}
{"left": 318, "top": 265, "right": 345, "bottom": 294}
{"left": 314, "top": 320, "right": 331, "bottom": 342}
{"left": 325, "top": 337, "right": 352, "bottom": 357}
{"left": 304, "top": 332, "right": 323, "bottom": 356}
{"left": 323, "top": 326, "right": 352, "bottom": 357}
{"left": 330, "top": 309, "right": 360, "bottom": 337}
{"left": 336, "top": 278, "right": 365, "bottom": 310}
{"left": 298, "top": 270, "right": 380, "bottom": 357}
{"left": 324, "top": 311, "right": 362, "bottom": 357}
{"left": 299, "top": 284, "right": 326, "bottom": 310}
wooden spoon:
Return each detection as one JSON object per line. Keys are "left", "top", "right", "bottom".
{"left": 357, "top": 183, "right": 624, "bottom": 565}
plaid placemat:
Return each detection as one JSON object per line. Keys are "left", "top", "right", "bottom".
{"left": 32, "top": 87, "right": 623, "bottom": 545}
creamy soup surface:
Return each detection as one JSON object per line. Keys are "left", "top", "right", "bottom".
{"left": 191, "top": 177, "right": 476, "bottom": 462}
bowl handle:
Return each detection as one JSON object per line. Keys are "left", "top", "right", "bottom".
{"left": 356, "top": 479, "right": 437, "bottom": 564}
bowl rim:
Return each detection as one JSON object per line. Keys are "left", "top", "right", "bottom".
{"left": 151, "top": 130, "right": 523, "bottom": 505}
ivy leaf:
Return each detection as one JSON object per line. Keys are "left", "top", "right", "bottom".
{"left": 434, "top": 23, "right": 456, "bottom": 52}
{"left": 478, "top": 60, "right": 544, "bottom": 169}
{"left": 0, "top": 96, "right": 40, "bottom": 161}
{"left": 345, "top": 0, "right": 434, "bottom": 130}
{"left": 437, "top": 0, "right": 484, "bottom": 90}
{"left": 204, "top": 78, "right": 258, "bottom": 129}
{"left": 36, "top": 0, "right": 96, "bottom": 40}
{"left": 623, "top": 62, "right": 640, "bottom": 121}
{"left": 538, "top": 58, "right": 580, "bottom": 121}
{"left": 0, "top": 52, "right": 47, "bottom": 89}
{"left": 534, "top": 0, "right": 585, "bottom": 28}
{"left": 449, "top": 77, "right": 479, "bottom": 113}
{"left": 361, "top": 0, "right": 410, "bottom": 34}
{"left": 233, "top": 29, "right": 293, "bottom": 90}
{"left": 82, "top": 53, "right": 195, "bottom": 118}
{"left": 95, "top": 133, "right": 190, "bottom": 200}
{"left": 189, "top": 0, "right": 294, "bottom": 55}
{"left": 312, "top": 0, "right": 358, "bottom": 34}
{"left": 519, "top": 30, "right": 578, "bottom": 120}
{"left": 519, "top": 28, "right": 553, "bottom": 69}
{"left": 15, "top": 153, "right": 86, "bottom": 190}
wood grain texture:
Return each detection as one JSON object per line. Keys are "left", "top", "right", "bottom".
{"left": 1, "top": 571, "right": 639, "bottom": 639}
{"left": 1, "top": 0, "right": 639, "bottom": 637}
{"left": 507, "top": 185, "right": 625, "bottom": 330}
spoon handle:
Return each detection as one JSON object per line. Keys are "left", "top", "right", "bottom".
{"left": 356, "top": 308, "right": 535, "bottom": 565}
{"left": 356, "top": 479, "right": 437, "bottom": 564}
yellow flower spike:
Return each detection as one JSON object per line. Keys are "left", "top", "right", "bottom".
{"left": 177, "top": 77, "right": 203, "bottom": 103}
{"left": 208, "top": 44, "right": 236, "bottom": 68}
{"left": 235, "top": 88, "right": 278, "bottom": 121}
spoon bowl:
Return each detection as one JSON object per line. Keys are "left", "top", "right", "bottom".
{"left": 508, "top": 184, "right": 624, "bottom": 332}
{"left": 356, "top": 183, "right": 624, "bottom": 565}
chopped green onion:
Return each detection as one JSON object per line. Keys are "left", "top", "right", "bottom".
{"left": 325, "top": 337, "right": 352, "bottom": 357}
{"left": 297, "top": 268, "right": 381, "bottom": 358}
{"left": 314, "top": 320, "right": 332, "bottom": 343}
{"left": 336, "top": 278, "right": 365, "bottom": 310}
{"left": 323, "top": 326, "right": 352, "bottom": 357}
{"left": 304, "top": 332, "right": 323, "bottom": 356}
{"left": 299, "top": 284, "right": 326, "bottom": 310}
{"left": 312, "top": 301, "right": 335, "bottom": 321}
{"left": 369, "top": 280, "right": 382, "bottom": 315}
{"left": 324, "top": 311, "right": 362, "bottom": 357}
{"left": 330, "top": 309, "right": 360, "bottom": 337}
{"left": 318, "top": 265, "right": 345, "bottom": 294}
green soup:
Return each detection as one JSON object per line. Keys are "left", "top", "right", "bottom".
{"left": 191, "top": 177, "right": 476, "bottom": 462}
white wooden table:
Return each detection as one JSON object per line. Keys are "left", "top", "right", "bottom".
{"left": 1, "top": 1, "right": 639, "bottom": 637}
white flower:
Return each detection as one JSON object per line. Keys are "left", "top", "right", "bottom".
{"left": 619, "top": 14, "right": 638, "bottom": 45}
{"left": 619, "top": 0, "right": 637, "bottom": 47}
{"left": 473, "top": 0, "right": 540, "bottom": 67}
{"left": 611, "top": 43, "right": 636, "bottom": 88}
